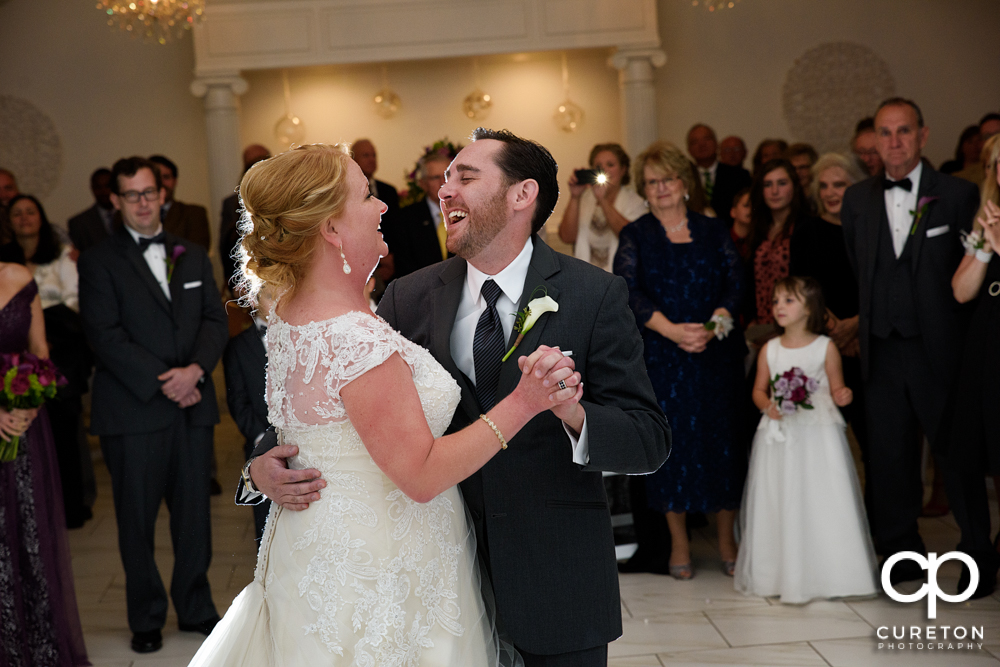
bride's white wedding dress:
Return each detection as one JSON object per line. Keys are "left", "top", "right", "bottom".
{"left": 190, "top": 310, "right": 498, "bottom": 666}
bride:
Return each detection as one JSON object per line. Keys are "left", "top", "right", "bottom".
{"left": 190, "top": 144, "right": 582, "bottom": 666}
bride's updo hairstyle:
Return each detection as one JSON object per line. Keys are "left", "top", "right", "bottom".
{"left": 236, "top": 143, "right": 353, "bottom": 305}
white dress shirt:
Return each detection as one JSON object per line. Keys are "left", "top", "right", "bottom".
{"left": 125, "top": 224, "right": 171, "bottom": 300}
{"left": 426, "top": 197, "right": 443, "bottom": 229}
{"left": 450, "top": 237, "right": 590, "bottom": 464}
{"left": 884, "top": 161, "right": 923, "bottom": 258}
{"left": 699, "top": 161, "right": 718, "bottom": 190}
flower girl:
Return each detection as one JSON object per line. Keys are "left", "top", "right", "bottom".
{"left": 735, "top": 276, "right": 877, "bottom": 603}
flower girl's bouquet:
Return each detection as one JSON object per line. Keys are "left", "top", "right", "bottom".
{"left": 0, "top": 352, "right": 65, "bottom": 462}
{"left": 770, "top": 367, "right": 819, "bottom": 416}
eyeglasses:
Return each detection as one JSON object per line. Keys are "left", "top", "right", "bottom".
{"left": 644, "top": 175, "right": 682, "bottom": 190}
{"left": 119, "top": 188, "right": 160, "bottom": 204}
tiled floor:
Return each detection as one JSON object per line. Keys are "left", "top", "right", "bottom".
{"left": 70, "top": 379, "right": 1000, "bottom": 666}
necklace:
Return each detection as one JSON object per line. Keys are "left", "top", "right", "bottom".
{"left": 667, "top": 218, "right": 688, "bottom": 234}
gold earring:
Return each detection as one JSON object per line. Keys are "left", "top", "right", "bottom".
{"left": 340, "top": 246, "right": 351, "bottom": 275}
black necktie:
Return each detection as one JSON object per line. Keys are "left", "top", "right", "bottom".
{"left": 137, "top": 232, "right": 166, "bottom": 252}
{"left": 473, "top": 279, "right": 506, "bottom": 411}
{"left": 883, "top": 177, "right": 912, "bottom": 192}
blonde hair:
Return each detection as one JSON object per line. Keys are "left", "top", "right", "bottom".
{"left": 976, "top": 134, "right": 1000, "bottom": 232}
{"left": 633, "top": 141, "right": 696, "bottom": 197}
{"left": 809, "top": 153, "right": 864, "bottom": 218}
{"left": 236, "top": 143, "right": 353, "bottom": 305}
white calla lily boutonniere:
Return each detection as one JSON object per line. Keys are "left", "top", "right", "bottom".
{"left": 501, "top": 292, "right": 559, "bottom": 362}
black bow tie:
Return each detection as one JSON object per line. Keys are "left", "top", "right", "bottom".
{"left": 137, "top": 232, "right": 166, "bottom": 252}
{"left": 883, "top": 177, "right": 913, "bottom": 192}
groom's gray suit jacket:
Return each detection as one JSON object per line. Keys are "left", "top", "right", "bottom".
{"left": 376, "top": 237, "right": 669, "bottom": 655}
{"left": 240, "top": 237, "right": 669, "bottom": 655}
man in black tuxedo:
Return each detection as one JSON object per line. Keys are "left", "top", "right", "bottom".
{"left": 687, "top": 124, "right": 751, "bottom": 226}
{"left": 841, "top": 98, "right": 993, "bottom": 593}
{"left": 242, "top": 129, "right": 669, "bottom": 665}
{"left": 78, "top": 157, "right": 228, "bottom": 653}
{"left": 149, "top": 155, "right": 211, "bottom": 251}
{"left": 68, "top": 167, "right": 117, "bottom": 253}
{"left": 223, "top": 306, "right": 270, "bottom": 543}
{"left": 219, "top": 145, "right": 271, "bottom": 292}
{"left": 385, "top": 151, "right": 453, "bottom": 279}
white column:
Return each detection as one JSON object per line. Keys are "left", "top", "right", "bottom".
{"left": 190, "top": 74, "right": 249, "bottom": 252}
{"left": 608, "top": 49, "right": 667, "bottom": 156}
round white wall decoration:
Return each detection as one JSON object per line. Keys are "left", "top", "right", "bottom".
{"left": 0, "top": 96, "right": 63, "bottom": 199}
{"left": 783, "top": 42, "right": 895, "bottom": 154}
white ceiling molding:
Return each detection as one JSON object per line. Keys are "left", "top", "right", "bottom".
{"left": 192, "top": 0, "right": 660, "bottom": 77}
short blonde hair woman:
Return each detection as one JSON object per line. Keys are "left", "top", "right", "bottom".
{"left": 193, "top": 143, "right": 582, "bottom": 665}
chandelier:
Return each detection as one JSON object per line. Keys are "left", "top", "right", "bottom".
{"left": 97, "top": 0, "right": 205, "bottom": 44}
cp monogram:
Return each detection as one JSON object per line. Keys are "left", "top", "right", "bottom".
{"left": 881, "top": 552, "right": 979, "bottom": 619}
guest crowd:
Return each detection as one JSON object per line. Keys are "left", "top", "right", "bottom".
{"left": 1, "top": 99, "right": 999, "bottom": 662}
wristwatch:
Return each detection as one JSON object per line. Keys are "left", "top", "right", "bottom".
{"left": 241, "top": 457, "right": 260, "bottom": 494}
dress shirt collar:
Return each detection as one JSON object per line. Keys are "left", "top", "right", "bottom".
{"left": 465, "top": 237, "right": 534, "bottom": 308}
{"left": 125, "top": 223, "right": 165, "bottom": 246}
{"left": 887, "top": 161, "right": 922, "bottom": 191}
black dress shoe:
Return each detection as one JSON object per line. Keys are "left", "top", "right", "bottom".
{"left": 131, "top": 629, "right": 162, "bottom": 653}
{"left": 179, "top": 617, "right": 220, "bottom": 636}
{"left": 886, "top": 558, "right": 925, "bottom": 586}
{"left": 958, "top": 561, "right": 998, "bottom": 600}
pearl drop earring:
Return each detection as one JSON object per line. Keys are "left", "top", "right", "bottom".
{"left": 340, "top": 246, "right": 351, "bottom": 275}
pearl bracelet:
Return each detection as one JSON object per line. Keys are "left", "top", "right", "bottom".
{"left": 479, "top": 414, "right": 507, "bottom": 450}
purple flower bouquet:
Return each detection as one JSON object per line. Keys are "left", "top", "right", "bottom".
{"left": 0, "top": 352, "right": 66, "bottom": 462}
{"left": 770, "top": 366, "right": 819, "bottom": 416}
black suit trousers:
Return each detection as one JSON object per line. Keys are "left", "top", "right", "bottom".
{"left": 101, "top": 413, "right": 217, "bottom": 632}
{"left": 865, "top": 335, "right": 946, "bottom": 556}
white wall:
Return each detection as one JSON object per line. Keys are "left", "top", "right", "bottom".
{"left": 654, "top": 0, "right": 1000, "bottom": 167}
{"left": 0, "top": 0, "right": 210, "bottom": 233}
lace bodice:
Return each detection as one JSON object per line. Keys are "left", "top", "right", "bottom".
{"left": 266, "top": 310, "right": 460, "bottom": 435}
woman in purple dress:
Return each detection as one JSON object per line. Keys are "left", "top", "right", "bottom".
{"left": 0, "top": 261, "right": 88, "bottom": 666}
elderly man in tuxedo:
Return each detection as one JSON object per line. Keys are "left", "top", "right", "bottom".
{"left": 687, "top": 124, "right": 751, "bottom": 226}
{"left": 78, "top": 157, "right": 228, "bottom": 653}
{"left": 841, "top": 98, "right": 993, "bottom": 594}
{"left": 148, "top": 154, "right": 211, "bottom": 250}
{"left": 241, "top": 129, "right": 670, "bottom": 665}
{"left": 68, "top": 167, "right": 117, "bottom": 253}
{"left": 385, "top": 151, "right": 453, "bottom": 279}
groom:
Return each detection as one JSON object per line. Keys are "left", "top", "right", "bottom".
{"left": 242, "top": 129, "right": 669, "bottom": 665}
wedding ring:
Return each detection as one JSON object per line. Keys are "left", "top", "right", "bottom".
{"left": 558, "top": 380, "right": 567, "bottom": 390}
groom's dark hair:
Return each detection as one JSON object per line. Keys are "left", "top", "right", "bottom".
{"left": 470, "top": 128, "right": 559, "bottom": 234}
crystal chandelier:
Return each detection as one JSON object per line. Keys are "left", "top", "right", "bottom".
{"left": 97, "top": 0, "right": 205, "bottom": 44}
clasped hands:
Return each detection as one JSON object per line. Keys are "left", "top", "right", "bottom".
{"left": 158, "top": 363, "right": 204, "bottom": 408}
{"left": 0, "top": 407, "right": 38, "bottom": 442}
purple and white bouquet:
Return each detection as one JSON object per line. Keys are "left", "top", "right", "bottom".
{"left": 770, "top": 366, "right": 819, "bottom": 416}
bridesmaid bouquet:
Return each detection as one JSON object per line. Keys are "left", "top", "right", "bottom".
{"left": 770, "top": 366, "right": 819, "bottom": 416}
{"left": 0, "top": 352, "right": 65, "bottom": 462}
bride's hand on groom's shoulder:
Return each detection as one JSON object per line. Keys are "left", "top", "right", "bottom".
{"left": 515, "top": 345, "right": 584, "bottom": 428}
{"left": 249, "top": 444, "right": 326, "bottom": 511}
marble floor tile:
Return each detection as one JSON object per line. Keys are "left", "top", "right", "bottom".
{"left": 811, "top": 636, "right": 1000, "bottom": 666}
{"left": 705, "top": 600, "right": 872, "bottom": 647}
{"left": 611, "top": 612, "right": 729, "bottom": 658}
{"left": 608, "top": 654, "right": 664, "bottom": 666}
{"left": 619, "top": 571, "right": 769, "bottom": 617}
{"left": 656, "top": 642, "right": 827, "bottom": 666}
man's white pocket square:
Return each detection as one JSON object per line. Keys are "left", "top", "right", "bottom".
{"left": 925, "top": 225, "right": 949, "bottom": 238}
{"left": 183, "top": 280, "right": 203, "bottom": 289}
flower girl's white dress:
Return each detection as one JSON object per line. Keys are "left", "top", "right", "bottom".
{"left": 190, "top": 311, "right": 501, "bottom": 665}
{"left": 735, "top": 335, "right": 877, "bottom": 603}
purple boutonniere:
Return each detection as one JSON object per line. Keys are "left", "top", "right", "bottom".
{"left": 908, "top": 196, "right": 939, "bottom": 236}
{"left": 166, "top": 245, "right": 186, "bottom": 282}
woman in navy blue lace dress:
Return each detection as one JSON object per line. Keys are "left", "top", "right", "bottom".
{"left": 615, "top": 142, "right": 746, "bottom": 579}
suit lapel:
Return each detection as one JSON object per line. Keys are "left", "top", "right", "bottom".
{"left": 165, "top": 235, "right": 188, "bottom": 321}
{"left": 909, "top": 164, "right": 938, "bottom": 274}
{"left": 117, "top": 229, "right": 171, "bottom": 315}
{"left": 496, "top": 239, "right": 561, "bottom": 400}
{"left": 866, "top": 179, "right": 885, "bottom": 285}
{"left": 431, "top": 259, "right": 479, "bottom": 423}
